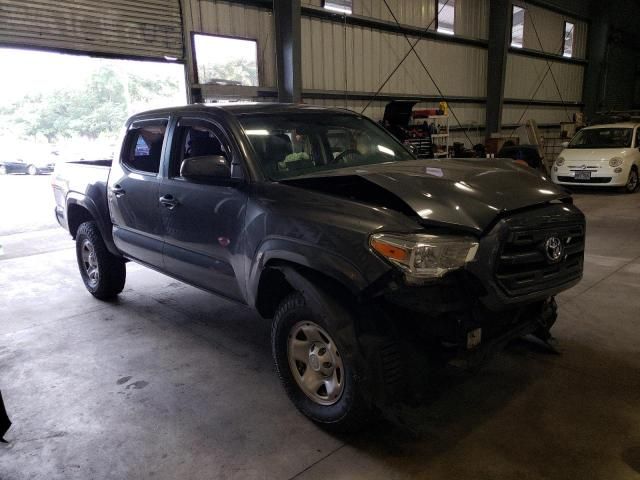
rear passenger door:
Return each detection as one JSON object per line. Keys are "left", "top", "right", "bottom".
{"left": 108, "top": 118, "right": 168, "bottom": 268}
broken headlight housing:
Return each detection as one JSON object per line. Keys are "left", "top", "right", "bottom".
{"left": 370, "top": 233, "right": 479, "bottom": 281}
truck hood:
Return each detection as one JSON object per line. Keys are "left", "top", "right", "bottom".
{"left": 281, "top": 158, "right": 569, "bottom": 234}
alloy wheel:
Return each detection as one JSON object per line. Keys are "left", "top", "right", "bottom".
{"left": 80, "top": 238, "right": 100, "bottom": 288}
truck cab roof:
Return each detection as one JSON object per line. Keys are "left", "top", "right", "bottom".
{"left": 129, "top": 103, "right": 355, "bottom": 120}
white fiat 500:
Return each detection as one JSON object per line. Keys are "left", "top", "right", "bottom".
{"left": 551, "top": 123, "right": 640, "bottom": 193}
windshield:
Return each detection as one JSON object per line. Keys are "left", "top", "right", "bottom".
{"left": 238, "top": 113, "right": 414, "bottom": 180}
{"left": 568, "top": 128, "right": 633, "bottom": 149}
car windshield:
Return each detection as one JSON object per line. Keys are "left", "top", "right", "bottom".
{"left": 568, "top": 128, "right": 633, "bottom": 149}
{"left": 238, "top": 113, "right": 414, "bottom": 180}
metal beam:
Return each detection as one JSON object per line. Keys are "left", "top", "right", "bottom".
{"left": 273, "top": 0, "right": 301, "bottom": 103}
{"left": 298, "top": 89, "right": 583, "bottom": 107}
{"left": 508, "top": 46, "right": 588, "bottom": 66}
{"left": 583, "top": 2, "right": 610, "bottom": 119}
{"left": 485, "top": 0, "right": 510, "bottom": 138}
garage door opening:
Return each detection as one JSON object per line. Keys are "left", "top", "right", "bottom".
{"left": 0, "top": 48, "right": 186, "bottom": 259}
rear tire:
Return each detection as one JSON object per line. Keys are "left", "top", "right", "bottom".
{"left": 624, "top": 166, "right": 639, "bottom": 193}
{"left": 0, "top": 166, "right": 6, "bottom": 175}
{"left": 76, "top": 221, "right": 126, "bottom": 299}
{"left": 27, "top": 165, "right": 38, "bottom": 175}
{"left": 272, "top": 291, "right": 373, "bottom": 432}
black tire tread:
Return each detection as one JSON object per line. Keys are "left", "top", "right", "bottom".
{"left": 76, "top": 221, "right": 126, "bottom": 300}
{"left": 271, "top": 291, "right": 372, "bottom": 433}
{"left": 625, "top": 166, "right": 639, "bottom": 194}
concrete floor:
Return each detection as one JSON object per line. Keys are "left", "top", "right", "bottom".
{"left": 1, "top": 189, "right": 640, "bottom": 480}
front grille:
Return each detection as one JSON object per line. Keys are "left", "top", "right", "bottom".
{"left": 495, "top": 220, "right": 584, "bottom": 297}
{"left": 558, "top": 176, "right": 612, "bottom": 183}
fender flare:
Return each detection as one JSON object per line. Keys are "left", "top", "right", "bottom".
{"left": 274, "top": 265, "right": 371, "bottom": 387}
{"left": 66, "top": 192, "right": 120, "bottom": 256}
{"left": 246, "top": 237, "right": 372, "bottom": 308}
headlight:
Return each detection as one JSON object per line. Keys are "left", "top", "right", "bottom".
{"left": 609, "top": 157, "right": 623, "bottom": 167}
{"left": 555, "top": 156, "right": 565, "bottom": 166}
{"left": 370, "top": 233, "right": 479, "bottom": 280}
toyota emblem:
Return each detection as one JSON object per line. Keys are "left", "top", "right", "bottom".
{"left": 544, "top": 236, "right": 564, "bottom": 262}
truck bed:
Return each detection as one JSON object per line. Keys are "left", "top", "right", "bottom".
{"left": 52, "top": 159, "right": 113, "bottom": 243}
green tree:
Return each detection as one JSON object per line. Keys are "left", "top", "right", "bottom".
{"left": 201, "top": 58, "right": 258, "bottom": 86}
{"left": 68, "top": 67, "right": 128, "bottom": 139}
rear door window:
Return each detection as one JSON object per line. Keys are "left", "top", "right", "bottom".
{"left": 122, "top": 121, "right": 168, "bottom": 174}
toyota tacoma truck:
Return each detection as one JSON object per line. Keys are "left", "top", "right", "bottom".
{"left": 52, "top": 104, "right": 585, "bottom": 431}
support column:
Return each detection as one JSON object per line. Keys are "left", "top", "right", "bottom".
{"left": 582, "top": 2, "right": 610, "bottom": 119}
{"left": 485, "top": 0, "right": 511, "bottom": 138}
{"left": 274, "top": 0, "right": 302, "bottom": 103}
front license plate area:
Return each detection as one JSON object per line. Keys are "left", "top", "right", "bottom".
{"left": 574, "top": 170, "right": 592, "bottom": 181}
{"left": 467, "top": 328, "right": 482, "bottom": 350}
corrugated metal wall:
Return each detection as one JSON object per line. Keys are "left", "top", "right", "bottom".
{"left": 505, "top": 55, "right": 584, "bottom": 102}
{"left": 300, "top": 19, "right": 487, "bottom": 97}
{"left": 182, "top": 0, "right": 277, "bottom": 88}
{"left": 502, "top": 104, "right": 580, "bottom": 125}
{"left": 302, "top": 0, "right": 489, "bottom": 39}
{"left": 179, "top": 0, "right": 586, "bottom": 131}
{"left": 0, "top": 0, "right": 183, "bottom": 59}
{"left": 300, "top": 0, "right": 489, "bottom": 126}
{"left": 304, "top": 0, "right": 438, "bottom": 30}
{"left": 519, "top": 3, "right": 587, "bottom": 59}
{"left": 503, "top": 4, "right": 587, "bottom": 127}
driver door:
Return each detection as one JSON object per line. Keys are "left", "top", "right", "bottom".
{"left": 159, "top": 116, "right": 248, "bottom": 302}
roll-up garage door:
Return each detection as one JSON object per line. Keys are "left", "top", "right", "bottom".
{"left": 0, "top": 0, "right": 183, "bottom": 60}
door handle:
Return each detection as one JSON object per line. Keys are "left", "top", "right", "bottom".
{"left": 110, "top": 185, "right": 125, "bottom": 197}
{"left": 159, "top": 194, "right": 179, "bottom": 210}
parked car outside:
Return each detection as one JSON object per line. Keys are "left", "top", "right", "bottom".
{"left": 551, "top": 123, "right": 640, "bottom": 193}
{"left": 0, "top": 148, "right": 57, "bottom": 175}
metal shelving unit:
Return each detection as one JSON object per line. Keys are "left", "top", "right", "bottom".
{"left": 427, "top": 115, "right": 450, "bottom": 158}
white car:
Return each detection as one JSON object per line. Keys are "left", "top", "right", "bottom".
{"left": 551, "top": 123, "right": 640, "bottom": 193}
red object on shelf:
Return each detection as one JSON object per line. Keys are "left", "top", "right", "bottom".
{"left": 412, "top": 108, "right": 438, "bottom": 118}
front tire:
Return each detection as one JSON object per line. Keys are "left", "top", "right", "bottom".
{"left": 624, "top": 166, "right": 639, "bottom": 193}
{"left": 27, "top": 165, "right": 38, "bottom": 175}
{"left": 76, "top": 221, "right": 126, "bottom": 299}
{"left": 0, "top": 166, "right": 7, "bottom": 175}
{"left": 272, "top": 292, "right": 372, "bottom": 432}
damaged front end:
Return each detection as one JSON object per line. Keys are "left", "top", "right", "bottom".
{"left": 355, "top": 202, "right": 584, "bottom": 405}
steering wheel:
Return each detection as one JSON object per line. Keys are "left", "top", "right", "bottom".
{"left": 332, "top": 149, "right": 363, "bottom": 165}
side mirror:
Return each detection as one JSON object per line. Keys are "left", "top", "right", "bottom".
{"left": 180, "top": 155, "right": 230, "bottom": 180}
{"left": 561, "top": 141, "right": 569, "bottom": 148}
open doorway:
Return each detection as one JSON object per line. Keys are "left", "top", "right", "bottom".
{"left": 0, "top": 48, "right": 186, "bottom": 259}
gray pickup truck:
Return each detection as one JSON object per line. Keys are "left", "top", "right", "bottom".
{"left": 53, "top": 104, "right": 585, "bottom": 431}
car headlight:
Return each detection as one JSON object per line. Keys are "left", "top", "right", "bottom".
{"left": 555, "top": 156, "right": 565, "bottom": 167}
{"left": 609, "top": 157, "right": 623, "bottom": 167}
{"left": 370, "top": 233, "right": 479, "bottom": 280}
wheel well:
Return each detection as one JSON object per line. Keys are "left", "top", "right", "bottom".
{"left": 255, "top": 262, "right": 357, "bottom": 319}
{"left": 67, "top": 204, "right": 95, "bottom": 238}
{"left": 255, "top": 267, "right": 294, "bottom": 319}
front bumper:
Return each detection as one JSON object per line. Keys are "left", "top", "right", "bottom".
{"left": 551, "top": 166, "right": 629, "bottom": 186}
{"left": 369, "top": 203, "right": 583, "bottom": 360}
